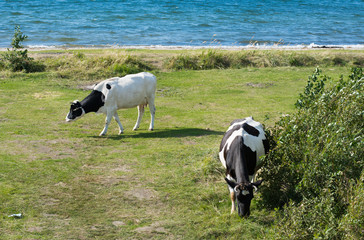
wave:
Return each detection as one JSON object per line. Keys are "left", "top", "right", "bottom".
{"left": 20, "top": 43, "right": 364, "bottom": 51}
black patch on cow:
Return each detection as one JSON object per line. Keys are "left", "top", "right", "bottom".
{"left": 242, "top": 123, "right": 259, "bottom": 137}
{"left": 106, "top": 83, "right": 111, "bottom": 90}
{"left": 243, "top": 143, "right": 257, "bottom": 176}
{"left": 80, "top": 90, "right": 105, "bottom": 113}
{"left": 225, "top": 136, "right": 253, "bottom": 183}
{"left": 224, "top": 135, "right": 258, "bottom": 183}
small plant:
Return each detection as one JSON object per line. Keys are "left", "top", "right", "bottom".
{"left": 199, "top": 50, "right": 231, "bottom": 69}
{"left": 111, "top": 56, "right": 153, "bottom": 76}
{"left": 164, "top": 54, "right": 199, "bottom": 70}
{"left": 295, "top": 67, "right": 328, "bottom": 109}
{"left": 1, "top": 26, "right": 44, "bottom": 72}
{"left": 289, "top": 53, "right": 317, "bottom": 67}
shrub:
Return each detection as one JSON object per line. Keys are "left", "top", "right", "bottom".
{"left": 164, "top": 54, "right": 199, "bottom": 70}
{"left": 260, "top": 67, "right": 363, "bottom": 239}
{"left": 199, "top": 50, "right": 231, "bottom": 69}
{"left": 295, "top": 67, "right": 328, "bottom": 109}
{"left": 339, "top": 171, "right": 364, "bottom": 239}
{"left": 289, "top": 53, "right": 317, "bottom": 67}
{"left": 237, "top": 54, "right": 253, "bottom": 67}
{"left": 1, "top": 26, "right": 45, "bottom": 73}
{"left": 164, "top": 50, "right": 233, "bottom": 70}
{"left": 111, "top": 55, "right": 153, "bottom": 76}
{"left": 332, "top": 56, "right": 347, "bottom": 66}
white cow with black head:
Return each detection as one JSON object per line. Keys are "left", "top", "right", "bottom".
{"left": 219, "top": 117, "right": 269, "bottom": 217}
{"left": 66, "top": 72, "right": 157, "bottom": 136}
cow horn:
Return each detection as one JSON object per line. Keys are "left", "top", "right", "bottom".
{"left": 234, "top": 185, "right": 239, "bottom": 192}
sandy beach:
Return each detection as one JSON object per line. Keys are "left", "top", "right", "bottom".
{"left": 1, "top": 43, "right": 364, "bottom": 52}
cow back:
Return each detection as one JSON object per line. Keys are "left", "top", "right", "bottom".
{"left": 93, "top": 72, "right": 157, "bottom": 109}
{"left": 219, "top": 117, "right": 268, "bottom": 175}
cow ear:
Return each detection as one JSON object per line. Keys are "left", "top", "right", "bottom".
{"left": 252, "top": 179, "right": 263, "bottom": 187}
{"left": 225, "top": 178, "right": 237, "bottom": 189}
{"left": 251, "top": 179, "right": 263, "bottom": 191}
{"left": 106, "top": 84, "right": 111, "bottom": 90}
{"left": 70, "top": 100, "right": 80, "bottom": 108}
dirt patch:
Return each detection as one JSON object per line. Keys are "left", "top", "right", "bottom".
{"left": 135, "top": 221, "right": 168, "bottom": 234}
{"left": 98, "top": 175, "right": 128, "bottom": 187}
{"left": 77, "top": 84, "right": 96, "bottom": 90}
{"left": 3, "top": 138, "right": 83, "bottom": 161}
{"left": 246, "top": 82, "right": 274, "bottom": 88}
{"left": 112, "top": 221, "right": 126, "bottom": 227}
{"left": 125, "top": 188, "right": 157, "bottom": 201}
{"left": 27, "top": 226, "right": 43, "bottom": 233}
{"left": 32, "top": 91, "right": 62, "bottom": 99}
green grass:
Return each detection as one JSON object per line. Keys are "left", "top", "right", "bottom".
{"left": 0, "top": 49, "right": 360, "bottom": 239}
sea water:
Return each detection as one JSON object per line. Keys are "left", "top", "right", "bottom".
{"left": 0, "top": 0, "right": 363, "bottom": 48}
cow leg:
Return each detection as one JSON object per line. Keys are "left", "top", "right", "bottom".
{"left": 148, "top": 101, "right": 156, "bottom": 131}
{"left": 113, "top": 112, "right": 124, "bottom": 134}
{"left": 100, "top": 111, "right": 114, "bottom": 136}
{"left": 133, "top": 105, "right": 145, "bottom": 131}
{"left": 230, "top": 190, "right": 236, "bottom": 214}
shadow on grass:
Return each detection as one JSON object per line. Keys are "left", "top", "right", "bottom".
{"left": 96, "top": 128, "right": 224, "bottom": 140}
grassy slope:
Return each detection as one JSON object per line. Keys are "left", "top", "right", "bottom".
{"left": 0, "top": 49, "right": 357, "bottom": 239}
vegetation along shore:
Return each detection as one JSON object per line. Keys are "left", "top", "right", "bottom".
{"left": 1, "top": 44, "right": 363, "bottom": 239}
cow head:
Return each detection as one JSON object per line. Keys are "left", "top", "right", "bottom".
{"left": 225, "top": 178, "right": 263, "bottom": 217}
{"left": 66, "top": 100, "right": 85, "bottom": 122}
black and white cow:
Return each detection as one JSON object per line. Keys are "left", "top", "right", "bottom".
{"left": 219, "top": 117, "right": 269, "bottom": 217}
{"left": 66, "top": 72, "right": 157, "bottom": 136}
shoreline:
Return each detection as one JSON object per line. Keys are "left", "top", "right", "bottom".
{"left": 1, "top": 43, "right": 364, "bottom": 51}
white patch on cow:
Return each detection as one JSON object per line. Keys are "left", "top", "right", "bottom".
{"left": 94, "top": 73, "right": 156, "bottom": 110}
{"left": 218, "top": 151, "right": 227, "bottom": 168}
{"left": 96, "top": 106, "right": 106, "bottom": 114}
{"left": 219, "top": 129, "right": 242, "bottom": 168}
{"left": 241, "top": 190, "right": 250, "bottom": 196}
{"left": 226, "top": 174, "right": 236, "bottom": 193}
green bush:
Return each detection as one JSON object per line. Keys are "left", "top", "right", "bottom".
{"left": 42, "top": 53, "right": 153, "bottom": 82}
{"left": 164, "top": 50, "right": 232, "bottom": 70}
{"left": 111, "top": 55, "right": 153, "bottom": 76}
{"left": 199, "top": 50, "right": 232, "bottom": 69}
{"left": 165, "top": 50, "right": 363, "bottom": 70}
{"left": 1, "top": 26, "right": 45, "bottom": 73}
{"left": 164, "top": 54, "right": 199, "bottom": 70}
{"left": 339, "top": 171, "right": 364, "bottom": 239}
{"left": 295, "top": 67, "right": 328, "bottom": 109}
{"left": 260, "top": 68, "right": 363, "bottom": 239}
{"left": 289, "top": 53, "right": 317, "bottom": 67}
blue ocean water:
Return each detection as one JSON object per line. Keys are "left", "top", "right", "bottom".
{"left": 0, "top": 0, "right": 363, "bottom": 48}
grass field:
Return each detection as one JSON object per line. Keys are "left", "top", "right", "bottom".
{"left": 0, "top": 49, "right": 361, "bottom": 239}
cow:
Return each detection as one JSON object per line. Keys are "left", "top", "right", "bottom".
{"left": 219, "top": 117, "right": 269, "bottom": 217}
{"left": 66, "top": 72, "right": 157, "bottom": 136}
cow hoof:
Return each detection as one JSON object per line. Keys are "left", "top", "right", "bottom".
{"left": 118, "top": 131, "right": 124, "bottom": 135}
{"left": 99, "top": 133, "right": 106, "bottom": 136}
{"left": 149, "top": 128, "right": 154, "bottom": 131}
